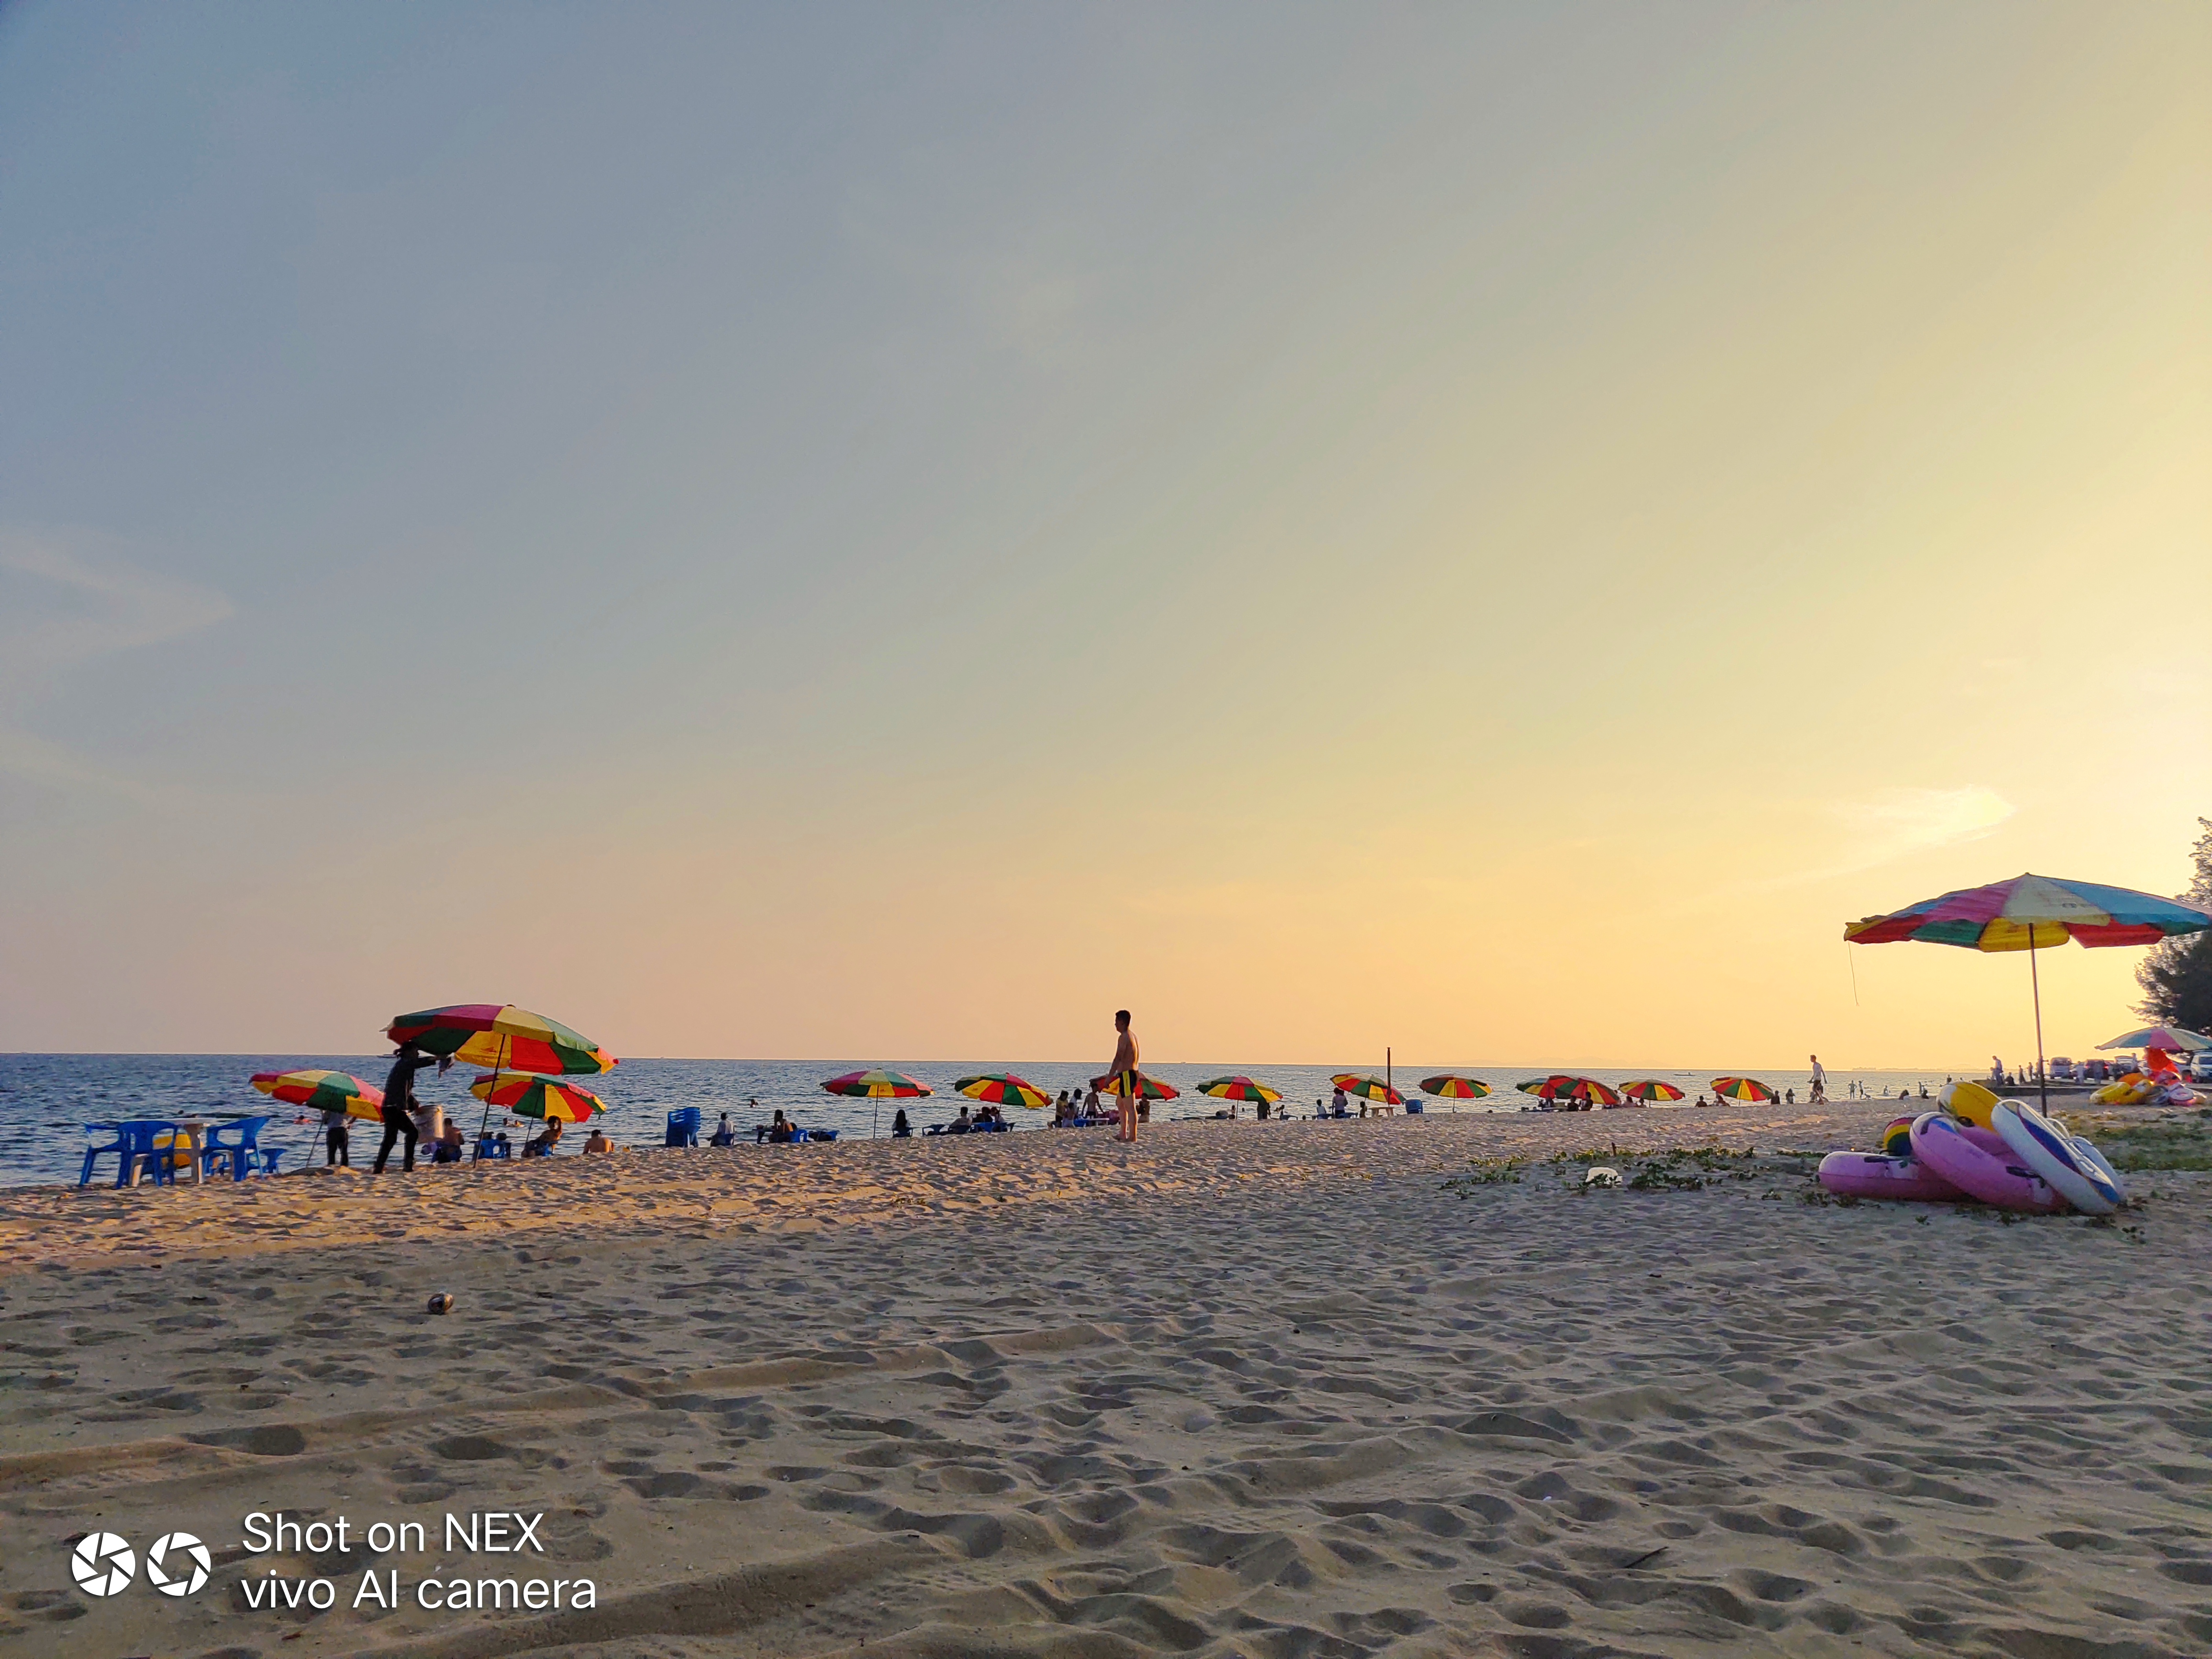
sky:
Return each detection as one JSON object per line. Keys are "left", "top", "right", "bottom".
{"left": 2, "top": 2, "right": 2207, "bottom": 1069}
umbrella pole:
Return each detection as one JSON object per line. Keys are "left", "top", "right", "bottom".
{"left": 2029, "top": 941, "right": 2048, "bottom": 1112}
{"left": 872, "top": 1092, "right": 881, "bottom": 1141}
{"left": 474, "top": 1034, "right": 507, "bottom": 1157}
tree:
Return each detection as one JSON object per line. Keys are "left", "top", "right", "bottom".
{"left": 2134, "top": 817, "right": 2212, "bottom": 1034}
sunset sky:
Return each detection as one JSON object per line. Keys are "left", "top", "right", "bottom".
{"left": 3, "top": 3, "right": 2207, "bottom": 1068}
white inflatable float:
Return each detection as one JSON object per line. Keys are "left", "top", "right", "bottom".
{"left": 1990, "top": 1099, "right": 2125, "bottom": 1216}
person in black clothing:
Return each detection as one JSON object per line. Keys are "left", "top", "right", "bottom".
{"left": 375, "top": 1044, "right": 431, "bottom": 1173}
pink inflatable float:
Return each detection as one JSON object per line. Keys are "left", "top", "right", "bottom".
{"left": 1816, "top": 1151, "right": 1963, "bottom": 1202}
{"left": 1907, "top": 1111, "right": 2067, "bottom": 1214}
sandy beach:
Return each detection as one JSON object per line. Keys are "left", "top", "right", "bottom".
{"left": 4, "top": 1099, "right": 2208, "bottom": 1658}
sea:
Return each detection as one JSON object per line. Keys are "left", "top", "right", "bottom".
{"left": 0, "top": 1055, "right": 1977, "bottom": 1190}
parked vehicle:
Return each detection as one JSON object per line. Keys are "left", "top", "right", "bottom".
{"left": 2081, "top": 1058, "right": 2111, "bottom": 1082}
{"left": 2191, "top": 1051, "right": 2212, "bottom": 1085}
{"left": 2048, "top": 1057, "right": 2076, "bottom": 1082}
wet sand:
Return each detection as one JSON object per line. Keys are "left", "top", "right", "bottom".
{"left": 3, "top": 1099, "right": 2208, "bottom": 1657}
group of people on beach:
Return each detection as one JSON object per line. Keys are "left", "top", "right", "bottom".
{"left": 345, "top": 1016, "right": 1864, "bottom": 1167}
{"left": 316, "top": 1043, "right": 611, "bottom": 1173}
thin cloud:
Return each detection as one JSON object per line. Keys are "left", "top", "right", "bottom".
{"left": 0, "top": 532, "right": 235, "bottom": 797}
{"left": 0, "top": 534, "right": 234, "bottom": 708}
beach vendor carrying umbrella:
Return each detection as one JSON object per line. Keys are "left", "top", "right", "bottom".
{"left": 1846, "top": 873, "right": 2212, "bottom": 1111}
{"left": 386, "top": 1003, "right": 617, "bottom": 1160}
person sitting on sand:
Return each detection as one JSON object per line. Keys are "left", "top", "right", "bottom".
{"left": 768, "top": 1110, "right": 798, "bottom": 1144}
{"left": 584, "top": 1125, "right": 611, "bottom": 1154}
{"left": 892, "top": 1107, "right": 912, "bottom": 1138}
{"left": 523, "top": 1119, "right": 564, "bottom": 1157}
{"left": 949, "top": 1105, "right": 973, "bottom": 1134}
{"left": 432, "top": 1119, "right": 465, "bottom": 1163}
{"left": 709, "top": 1112, "right": 734, "bottom": 1147}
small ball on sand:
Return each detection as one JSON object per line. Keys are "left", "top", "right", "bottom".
{"left": 427, "top": 1293, "right": 455, "bottom": 1315}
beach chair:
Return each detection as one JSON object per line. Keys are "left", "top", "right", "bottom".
{"left": 665, "top": 1108, "right": 701, "bottom": 1148}
{"left": 201, "top": 1116, "right": 276, "bottom": 1181}
{"left": 473, "top": 1136, "right": 510, "bottom": 1161}
{"left": 806, "top": 1128, "right": 839, "bottom": 1142}
{"left": 80, "top": 1124, "right": 130, "bottom": 1188}
{"left": 128, "top": 1122, "right": 185, "bottom": 1186}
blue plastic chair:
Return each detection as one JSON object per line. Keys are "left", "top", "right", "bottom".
{"left": 665, "top": 1108, "right": 701, "bottom": 1148}
{"left": 201, "top": 1116, "right": 276, "bottom": 1180}
{"left": 125, "top": 1121, "right": 184, "bottom": 1186}
{"left": 80, "top": 1124, "right": 129, "bottom": 1188}
{"left": 473, "top": 1136, "right": 511, "bottom": 1161}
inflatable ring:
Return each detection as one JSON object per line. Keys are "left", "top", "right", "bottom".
{"left": 1992, "top": 1101, "right": 2122, "bottom": 1216}
{"left": 1908, "top": 1112, "right": 2067, "bottom": 1214}
{"left": 1937, "top": 1079, "right": 2000, "bottom": 1129}
{"left": 1817, "top": 1151, "right": 1962, "bottom": 1202}
{"left": 1878, "top": 1115, "right": 1916, "bottom": 1157}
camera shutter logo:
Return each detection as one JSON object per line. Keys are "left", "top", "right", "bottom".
{"left": 146, "top": 1531, "right": 212, "bottom": 1596}
{"left": 70, "top": 1532, "right": 136, "bottom": 1597}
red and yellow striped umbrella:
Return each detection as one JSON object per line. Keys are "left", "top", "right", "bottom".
{"left": 1331, "top": 1073, "right": 1405, "bottom": 1106}
{"left": 821, "top": 1069, "right": 932, "bottom": 1099}
{"left": 1517, "top": 1075, "right": 1621, "bottom": 1106}
{"left": 251, "top": 1069, "right": 386, "bottom": 1123}
{"left": 470, "top": 1071, "right": 605, "bottom": 1122}
{"left": 1096, "top": 1070, "right": 1179, "bottom": 1101}
{"left": 1710, "top": 1076, "right": 1776, "bottom": 1102}
{"left": 1197, "top": 1075, "right": 1282, "bottom": 1104}
{"left": 1618, "top": 1079, "right": 1685, "bottom": 1102}
{"left": 956, "top": 1073, "right": 1051, "bottom": 1110}
{"left": 387, "top": 1005, "right": 615, "bottom": 1077}
{"left": 1419, "top": 1074, "right": 1491, "bottom": 1099}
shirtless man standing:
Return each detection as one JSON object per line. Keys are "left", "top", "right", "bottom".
{"left": 1095, "top": 1009, "right": 1140, "bottom": 1143}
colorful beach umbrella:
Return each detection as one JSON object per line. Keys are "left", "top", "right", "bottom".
{"left": 956, "top": 1073, "right": 1052, "bottom": 1110}
{"left": 822, "top": 1069, "right": 932, "bottom": 1098}
{"left": 250, "top": 1069, "right": 386, "bottom": 1124}
{"left": 822, "top": 1067, "right": 932, "bottom": 1139}
{"left": 387, "top": 1005, "right": 616, "bottom": 1077}
{"left": 1197, "top": 1075, "right": 1282, "bottom": 1104}
{"left": 1618, "top": 1079, "right": 1685, "bottom": 1102}
{"left": 1562, "top": 1077, "right": 1624, "bottom": 1107}
{"left": 2098, "top": 1025, "right": 2210, "bottom": 1054}
{"left": 470, "top": 1071, "right": 605, "bottom": 1122}
{"left": 1844, "top": 873, "right": 2212, "bottom": 952}
{"left": 1710, "top": 1076, "right": 1775, "bottom": 1102}
{"left": 1847, "top": 873, "right": 2212, "bottom": 1110}
{"left": 1331, "top": 1073, "right": 1406, "bottom": 1106}
{"left": 1097, "top": 1071, "right": 1180, "bottom": 1101}
{"left": 1419, "top": 1074, "right": 1491, "bottom": 1100}
{"left": 1516, "top": 1075, "right": 1620, "bottom": 1108}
